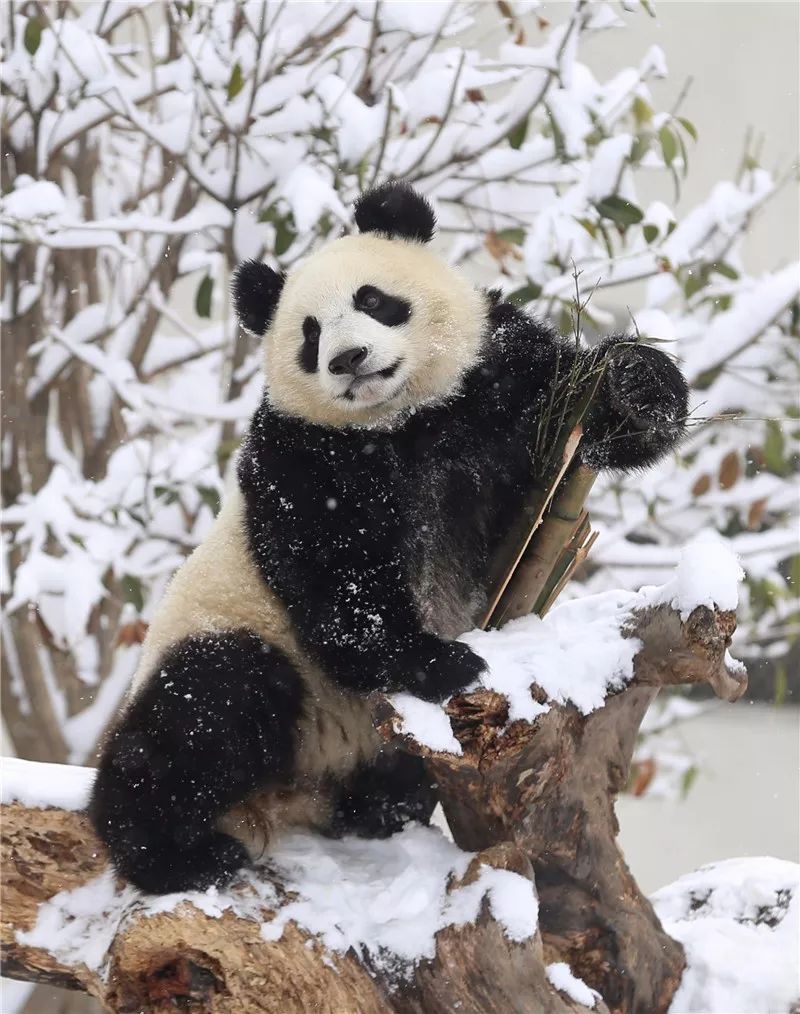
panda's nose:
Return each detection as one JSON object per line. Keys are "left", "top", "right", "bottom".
{"left": 328, "top": 346, "right": 369, "bottom": 376}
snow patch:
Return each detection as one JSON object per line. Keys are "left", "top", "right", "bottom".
{"left": 260, "top": 826, "right": 536, "bottom": 975}
{"left": 649, "top": 532, "right": 743, "bottom": 620}
{"left": 546, "top": 961, "right": 599, "bottom": 1007}
{"left": 2, "top": 757, "right": 94, "bottom": 810}
{"left": 652, "top": 857, "right": 800, "bottom": 1014}
{"left": 389, "top": 693, "right": 463, "bottom": 754}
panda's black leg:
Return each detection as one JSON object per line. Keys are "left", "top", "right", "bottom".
{"left": 582, "top": 341, "right": 689, "bottom": 471}
{"left": 329, "top": 750, "right": 438, "bottom": 839}
{"left": 88, "top": 631, "right": 305, "bottom": 894}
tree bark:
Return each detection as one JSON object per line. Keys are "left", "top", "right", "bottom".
{"left": 2, "top": 601, "right": 744, "bottom": 1013}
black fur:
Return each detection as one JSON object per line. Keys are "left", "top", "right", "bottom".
{"left": 354, "top": 180, "right": 436, "bottom": 243}
{"left": 299, "top": 315, "right": 320, "bottom": 373}
{"left": 232, "top": 260, "right": 285, "bottom": 336}
{"left": 354, "top": 284, "right": 412, "bottom": 326}
{"left": 330, "top": 751, "right": 438, "bottom": 839}
{"left": 88, "top": 631, "right": 305, "bottom": 894}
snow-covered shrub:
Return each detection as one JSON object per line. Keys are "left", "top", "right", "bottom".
{"left": 1, "top": 1, "right": 797, "bottom": 761}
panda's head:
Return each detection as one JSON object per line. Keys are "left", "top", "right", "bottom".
{"left": 232, "top": 181, "right": 487, "bottom": 428}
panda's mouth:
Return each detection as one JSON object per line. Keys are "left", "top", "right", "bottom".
{"left": 339, "top": 358, "right": 405, "bottom": 403}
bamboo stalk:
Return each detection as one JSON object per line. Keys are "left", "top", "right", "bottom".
{"left": 489, "top": 463, "right": 598, "bottom": 627}
{"left": 480, "top": 425, "right": 583, "bottom": 628}
{"left": 482, "top": 345, "right": 608, "bottom": 631}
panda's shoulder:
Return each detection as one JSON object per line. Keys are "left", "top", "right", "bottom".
{"left": 482, "top": 289, "right": 561, "bottom": 353}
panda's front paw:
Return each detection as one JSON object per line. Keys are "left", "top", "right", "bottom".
{"left": 399, "top": 634, "right": 486, "bottom": 703}
{"left": 605, "top": 342, "right": 688, "bottom": 430}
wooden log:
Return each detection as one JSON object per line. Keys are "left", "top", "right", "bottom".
{"left": 0, "top": 803, "right": 606, "bottom": 1013}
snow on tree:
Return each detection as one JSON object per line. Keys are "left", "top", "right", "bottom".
{"left": 2, "top": 1, "right": 797, "bottom": 764}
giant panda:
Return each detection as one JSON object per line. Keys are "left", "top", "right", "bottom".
{"left": 88, "top": 181, "right": 689, "bottom": 894}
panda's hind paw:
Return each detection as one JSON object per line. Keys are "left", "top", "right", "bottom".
{"left": 113, "top": 829, "right": 249, "bottom": 895}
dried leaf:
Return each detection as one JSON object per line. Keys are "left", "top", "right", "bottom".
{"left": 718, "top": 451, "right": 741, "bottom": 490}
{"left": 485, "top": 231, "right": 523, "bottom": 263}
{"left": 631, "top": 758, "right": 656, "bottom": 797}
{"left": 465, "top": 88, "right": 485, "bottom": 103}
{"left": 747, "top": 498, "right": 768, "bottom": 530}
{"left": 117, "top": 620, "right": 149, "bottom": 647}
{"left": 691, "top": 474, "right": 711, "bottom": 497}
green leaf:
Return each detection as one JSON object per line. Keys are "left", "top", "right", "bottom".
{"left": 684, "top": 268, "right": 707, "bottom": 300}
{"left": 630, "top": 132, "right": 651, "bottom": 164}
{"left": 763, "top": 419, "right": 786, "bottom": 473}
{"left": 507, "top": 281, "right": 542, "bottom": 305}
{"left": 643, "top": 223, "right": 659, "bottom": 244}
{"left": 774, "top": 663, "right": 787, "bottom": 707}
{"left": 507, "top": 115, "right": 529, "bottom": 150}
{"left": 632, "top": 96, "right": 652, "bottom": 125}
{"left": 575, "top": 217, "right": 597, "bottom": 239}
{"left": 680, "top": 765, "right": 699, "bottom": 799}
{"left": 659, "top": 125, "right": 678, "bottom": 166}
{"left": 195, "top": 275, "right": 213, "bottom": 318}
{"left": 154, "top": 484, "right": 179, "bottom": 505}
{"left": 497, "top": 227, "right": 525, "bottom": 245}
{"left": 121, "top": 575, "right": 144, "bottom": 612}
{"left": 594, "top": 195, "right": 644, "bottom": 227}
{"left": 227, "top": 61, "right": 244, "bottom": 102}
{"left": 197, "top": 485, "right": 221, "bottom": 516}
{"left": 677, "top": 116, "right": 698, "bottom": 141}
{"left": 24, "top": 16, "right": 42, "bottom": 55}
{"left": 274, "top": 218, "right": 297, "bottom": 257}
{"left": 709, "top": 261, "right": 739, "bottom": 281}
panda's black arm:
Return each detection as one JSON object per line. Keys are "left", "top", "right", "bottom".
{"left": 239, "top": 409, "right": 486, "bottom": 703}
{"left": 458, "top": 293, "right": 689, "bottom": 472}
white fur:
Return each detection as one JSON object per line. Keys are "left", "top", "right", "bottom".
{"left": 265, "top": 233, "right": 487, "bottom": 428}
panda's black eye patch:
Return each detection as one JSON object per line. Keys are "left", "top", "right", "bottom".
{"left": 303, "top": 316, "right": 321, "bottom": 343}
{"left": 354, "top": 285, "right": 411, "bottom": 327}
{"left": 299, "top": 315, "right": 320, "bottom": 373}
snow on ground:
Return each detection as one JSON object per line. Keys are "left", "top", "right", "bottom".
{"left": 651, "top": 856, "right": 800, "bottom": 1013}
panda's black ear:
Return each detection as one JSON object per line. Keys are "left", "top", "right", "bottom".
{"left": 232, "top": 260, "right": 285, "bottom": 336}
{"left": 354, "top": 180, "right": 436, "bottom": 244}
